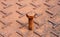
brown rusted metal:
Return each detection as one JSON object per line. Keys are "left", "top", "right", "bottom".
{"left": 26, "top": 13, "right": 35, "bottom": 30}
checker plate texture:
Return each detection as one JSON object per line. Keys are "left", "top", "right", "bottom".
{"left": 0, "top": 0, "right": 60, "bottom": 37}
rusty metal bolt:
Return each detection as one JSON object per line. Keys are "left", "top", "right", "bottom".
{"left": 26, "top": 13, "right": 35, "bottom": 30}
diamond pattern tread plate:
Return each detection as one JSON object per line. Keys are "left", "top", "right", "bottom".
{"left": 0, "top": 0, "right": 60, "bottom": 37}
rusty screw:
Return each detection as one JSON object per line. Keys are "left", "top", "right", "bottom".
{"left": 26, "top": 13, "right": 35, "bottom": 30}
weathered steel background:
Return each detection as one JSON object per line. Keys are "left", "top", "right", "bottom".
{"left": 0, "top": 0, "right": 60, "bottom": 37}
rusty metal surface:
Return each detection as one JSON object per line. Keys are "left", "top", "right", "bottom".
{"left": 0, "top": 0, "right": 60, "bottom": 37}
